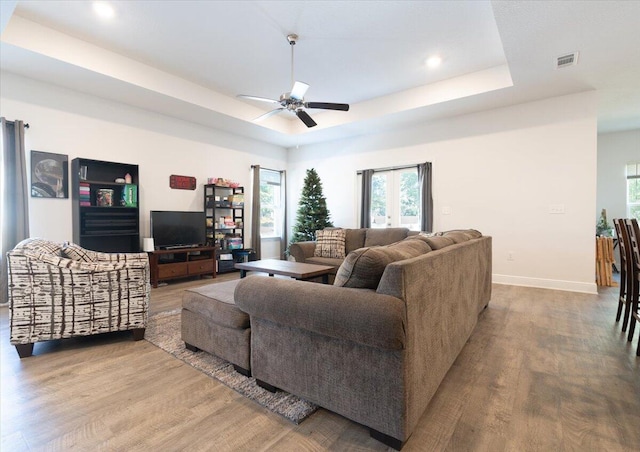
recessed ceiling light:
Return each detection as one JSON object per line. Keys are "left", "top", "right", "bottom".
{"left": 93, "top": 2, "right": 115, "bottom": 19}
{"left": 426, "top": 55, "right": 442, "bottom": 69}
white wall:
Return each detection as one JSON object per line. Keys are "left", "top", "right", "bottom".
{"left": 287, "top": 92, "right": 598, "bottom": 293}
{"left": 1, "top": 72, "right": 601, "bottom": 293}
{"left": 0, "top": 72, "right": 287, "bottom": 247}
{"left": 597, "top": 129, "right": 640, "bottom": 222}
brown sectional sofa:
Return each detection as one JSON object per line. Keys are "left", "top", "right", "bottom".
{"left": 288, "top": 227, "right": 414, "bottom": 271}
{"left": 235, "top": 228, "right": 492, "bottom": 449}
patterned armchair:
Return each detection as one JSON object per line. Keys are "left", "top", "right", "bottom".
{"left": 6, "top": 238, "right": 150, "bottom": 358}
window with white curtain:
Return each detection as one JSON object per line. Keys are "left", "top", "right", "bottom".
{"left": 259, "top": 168, "right": 283, "bottom": 238}
{"left": 627, "top": 162, "right": 640, "bottom": 220}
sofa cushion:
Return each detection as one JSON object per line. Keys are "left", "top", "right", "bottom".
{"left": 314, "top": 228, "right": 346, "bottom": 259}
{"left": 403, "top": 235, "right": 435, "bottom": 250}
{"left": 345, "top": 228, "right": 367, "bottom": 254}
{"left": 364, "top": 227, "right": 409, "bottom": 247}
{"left": 452, "top": 229, "right": 483, "bottom": 239}
{"left": 62, "top": 242, "right": 98, "bottom": 262}
{"left": 443, "top": 231, "right": 471, "bottom": 243}
{"left": 423, "top": 236, "right": 455, "bottom": 250}
{"left": 13, "top": 238, "right": 62, "bottom": 256}
{"left": 334, "top": 238, "right": 430, "bottom": 289}
{"left": 307, "top": 256, "right": 343, "bottom": 269}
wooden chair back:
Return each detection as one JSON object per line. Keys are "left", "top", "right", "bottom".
{"left": 624, "top": 219, "right": 640, "bottom": 355}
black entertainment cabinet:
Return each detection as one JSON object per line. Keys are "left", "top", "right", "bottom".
{"left": 147, "top": 246, "right": 216, "bottom": 288}
{"left": 71, "top": 158, "right": 139, "bottom": 252}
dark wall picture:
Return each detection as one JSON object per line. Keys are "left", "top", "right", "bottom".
{"left": 30, "top": 150, "right": 69, "bottom": 198}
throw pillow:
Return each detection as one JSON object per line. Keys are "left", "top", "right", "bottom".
{"left": 314, "top": 228, "right": 346, "bottom": 259}
{"left": 61, "top": 242, "right": 98, "bottom": 262}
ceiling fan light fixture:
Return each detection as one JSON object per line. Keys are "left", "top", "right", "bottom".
{"left": 426, "top": 55, "right": 442, "bottom": 69}
{"left": 237, "top": 33, "right": 349, "bottom": 128}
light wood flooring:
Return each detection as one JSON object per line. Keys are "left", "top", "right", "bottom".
{"left": 1, "top": 274, "right": 639, "bottom": 451}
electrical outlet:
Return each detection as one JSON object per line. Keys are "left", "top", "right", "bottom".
{"left": 442, "top": 206, "right": 451, "bottom": 215}
{"left": 549, "top": 204, "right": 565, "bottom": 214}
{"left": 507, "top": 251, "right": 515, "bottom": 261}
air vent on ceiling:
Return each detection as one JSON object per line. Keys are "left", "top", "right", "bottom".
{"left": 556, "top": 52, "right": 579, "bottom": 69}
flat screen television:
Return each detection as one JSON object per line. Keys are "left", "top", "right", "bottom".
{"left": 150, "top": 210, "right": 206, "bottom": 249}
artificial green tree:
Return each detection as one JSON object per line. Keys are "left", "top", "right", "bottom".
{"left": 290, "top": 168, "right": 333, "bottom": 245}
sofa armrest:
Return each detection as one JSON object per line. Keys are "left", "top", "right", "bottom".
{"left": 235, "top": 277, "right": 405, "bottom": 350}
{"left": 288, "top": 241, "right": 317, "bottom": 263}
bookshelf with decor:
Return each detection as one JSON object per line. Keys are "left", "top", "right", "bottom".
{"left": 71, "top": 158, "right": 140, "bottom": 252}
{"left": 204, "top": 184, "right": 245, "bottom": 273}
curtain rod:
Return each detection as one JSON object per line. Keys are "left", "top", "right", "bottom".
{"left": 356, "top": 163, "right": 417, "bottom": 175}
{"left": 5, "top": 120, "right": 29, "bottom": 128}
{"left": 251, "top": 165, "right": 284, "bottom": 173}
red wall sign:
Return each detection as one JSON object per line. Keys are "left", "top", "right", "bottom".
{"left": 170, "top": 175, "right": 196, "bottom": 190}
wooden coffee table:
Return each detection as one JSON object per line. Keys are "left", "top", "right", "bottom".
{"left": 235, "top": 259, "right": 336, "bottom": 284}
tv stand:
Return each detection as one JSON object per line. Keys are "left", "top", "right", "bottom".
{"left": 148, "top": 246, "right": 216, "bottom": 288}
{"left": 161, "top": 244, "right": 201, "bottom": 250}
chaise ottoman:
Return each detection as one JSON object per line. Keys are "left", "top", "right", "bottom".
{"left": 181, "top": 279, "right": 251, "bottom": 376}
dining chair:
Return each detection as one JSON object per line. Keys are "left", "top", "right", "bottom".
{"left": 625, "top": 219, "right": 640, "bottom": 356}
{"left": 615, "top": 219, "right": 636, "bottom": 332}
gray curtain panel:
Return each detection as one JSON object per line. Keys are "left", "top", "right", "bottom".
{"left": 280, "top": 170, "right": 287, "bottom": 260}
{"left": 1, "top": 118, "right": 30, "bottom": 303}
{"left": 418, "top": 162, "right": 433, "bottom": 232}
{"left": 251, "top": 165, "right": 262, "bottom": 260}
{"left": 360, "top": 169, "right": 374, "bottom": 228}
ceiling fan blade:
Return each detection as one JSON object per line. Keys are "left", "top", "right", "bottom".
{"left": 255, "top": 108, "right": 285, "bottom": 122}
{"left": 296, "top": 109, "right": 317, "bottom": 128}
{"left": 290, "top": 81, "right": 310, "bottom": 100}
{"left": 237, "top": 94, "right": 280, "bottom": 104}
{"left": 305, "top": 102, "right": 350, "bottom": 111}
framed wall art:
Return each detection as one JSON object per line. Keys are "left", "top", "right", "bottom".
{"left": 170, "top": 174, "right": 196, "bottom": 190}
{"left": 30, "top": 150, "right": 69, "bottom": 198}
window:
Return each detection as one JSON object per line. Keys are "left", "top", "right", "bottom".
{"left": 627, "top": 162, "right": 640, "bottom": 221}
{"left": 259, "top": 168, "right": 283, "bottom": 238}
{"left": 369, "top": 167, "right": 420, "bottom": 230}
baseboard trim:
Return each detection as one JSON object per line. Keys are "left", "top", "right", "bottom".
{"left": 492, "top": 274, "right": 598, "bottom": 294}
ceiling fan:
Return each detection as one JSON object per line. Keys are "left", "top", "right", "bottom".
{"left": 237, "top": 34, "right": 349, "bottom": 128}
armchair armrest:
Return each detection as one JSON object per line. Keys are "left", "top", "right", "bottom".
{"left": 288, "top": 241, "right": 316, "bottom": 263}
{"left": 37, "top": 252, "right": 149, "bottom": 272}
{"left": 94, "top": 251, "right": 149, "bottom": 263}
{"left": 235, "top": 277, "right": 405, "bottom": 350}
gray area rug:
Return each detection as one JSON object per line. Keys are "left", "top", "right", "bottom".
{"left": 145, "top": 310, "right": 318, "bottom": 424}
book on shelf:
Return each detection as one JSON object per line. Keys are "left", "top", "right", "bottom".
{"left": 229, "top": 194, "right": 244, "bottom": 206}
{"left": 121, "top": 184, "right": 137, "bottom": 207}
{"left": 79, "top": 182, "right": 90, "bottom": 205}
{"left": 226, "top": 237, "right": 243, "bottom": 249}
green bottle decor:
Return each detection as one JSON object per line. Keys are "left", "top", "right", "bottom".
{"left": 596, "top": 208, "right": 613, "bottom": 237}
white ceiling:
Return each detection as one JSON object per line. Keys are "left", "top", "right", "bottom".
{"left": 1, "top": 1, "right": 639, "bottom": 147}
